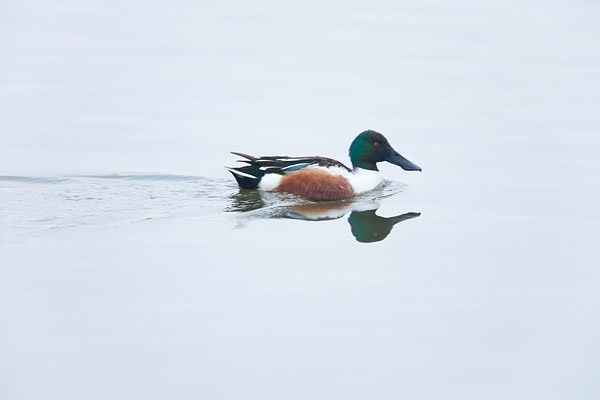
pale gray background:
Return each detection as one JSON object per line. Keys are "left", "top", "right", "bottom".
{"left": 1, "top": 1, "right": 599, "bottom": 399}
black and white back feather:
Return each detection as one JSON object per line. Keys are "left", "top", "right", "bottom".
{"left": 226, "top": 152, "right": 352, "bottom": 189}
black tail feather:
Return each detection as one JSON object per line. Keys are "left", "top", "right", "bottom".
{"left": 226, "top": 165, "right": 265, "bottom": 189}
{"left": 231, "top": 152, "right": 257, "bottom": 161}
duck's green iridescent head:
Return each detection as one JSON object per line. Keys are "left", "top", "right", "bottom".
{"left": 348, "top": 130, "right": 422, "bottom": 172}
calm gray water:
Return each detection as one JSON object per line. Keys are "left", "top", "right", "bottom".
{"left": 1, "top": 1, "right": 600, "bottom": 399}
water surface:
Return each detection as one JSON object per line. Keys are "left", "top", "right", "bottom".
{"left": 1, "top": 1, "right": 599, "bottom": 399}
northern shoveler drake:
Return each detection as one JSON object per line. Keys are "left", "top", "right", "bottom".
{"left": 226, "top": 130, "right": 421, "bottom": 201}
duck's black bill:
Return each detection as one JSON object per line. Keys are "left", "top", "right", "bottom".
{"left": 386, "top": 151, "right": 422, "bottom": 171}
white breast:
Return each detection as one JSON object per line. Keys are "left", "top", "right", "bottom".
{"left": 346, "top": 168, "right": 384, "bottom": 194}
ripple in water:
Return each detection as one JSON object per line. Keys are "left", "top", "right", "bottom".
{"left": 0, "top": 174, "right": 413, "bottom": 243}
{"left": 0, "top": 174, "right": 236, "bottom": 241}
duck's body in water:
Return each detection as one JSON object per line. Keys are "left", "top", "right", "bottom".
{"left": 226, "top": 130, "right": 421, "bottom": 201}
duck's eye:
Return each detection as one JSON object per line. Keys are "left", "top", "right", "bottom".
{"left": 373, "top": 141, "right": 380, "bottom": 147}
{"left": 373, "top": 232, "right": 379, "bottom": 237}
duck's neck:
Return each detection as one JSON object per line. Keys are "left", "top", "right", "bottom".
{"left": 350, "top": 158, "right": 379, "bottom": 171}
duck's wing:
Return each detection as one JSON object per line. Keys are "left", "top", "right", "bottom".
{"left": 231, "top": 152, "right": 352, "bottom": 174}
{"left": 226, "top": 152, "right": 352, "bottom": 189}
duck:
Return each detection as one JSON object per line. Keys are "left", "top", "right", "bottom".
{"left": 226, "top": 130, "right": 421, "bottom": 201}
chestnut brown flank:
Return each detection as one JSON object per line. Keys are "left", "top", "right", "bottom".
{"left": 277, "top": 170, "right": 355, "bottom": 201}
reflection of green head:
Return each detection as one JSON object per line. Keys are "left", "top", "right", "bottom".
{"left": 348, "top": 210, "right": 421, "bottom": 243}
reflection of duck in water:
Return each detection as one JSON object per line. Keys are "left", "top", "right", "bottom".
{"left": 226, "top": 130, "right": 421, "bottom": 201}
{"left": 348, "top": 209, "right": 420, "bottom": 243}
{"left": 226, "top": 189, "right": 266, "bottom": 213}
{"left": 227, "top": 189, "right": 420, "bottom": 243}
{"left": 286, "top": 202, "right": 420, "bottom": 243}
